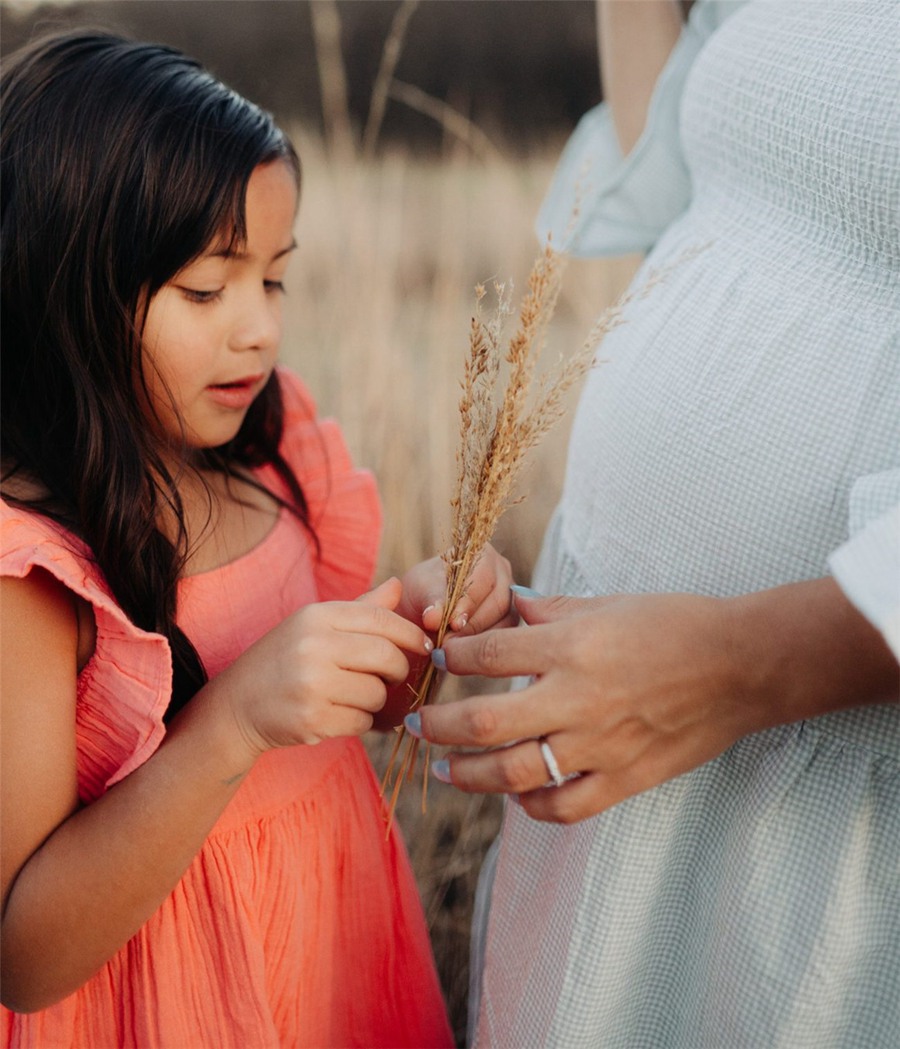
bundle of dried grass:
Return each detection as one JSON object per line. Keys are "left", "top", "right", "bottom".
{"left": 380, "top": 241, "right": 671, "bottom": 828}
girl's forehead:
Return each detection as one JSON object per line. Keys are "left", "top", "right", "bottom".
{"left": 199, "top": 162, "right": 298, "bottom": 258}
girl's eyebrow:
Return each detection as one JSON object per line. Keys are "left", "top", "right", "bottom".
{"left": 206, "top": 240, "right": 298, "bottom": 262}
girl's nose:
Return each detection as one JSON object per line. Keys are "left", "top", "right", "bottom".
{"left": 230, "top": 293, "right": 281, "bottom": 353}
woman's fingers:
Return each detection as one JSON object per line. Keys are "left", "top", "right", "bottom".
{"left": 436, "top": 737, "right": 565, "bottom": 795}
{"left": 515, "top": 749, "right": 679, "bottom": 825}
{"left": 416, "top": 681, "right": 552, "bottom": 748}
{"left": 438, "top": 623, "right": 549, "bottom": 679}
{"left": 406, "top": 592, "right": 760, "bottom": 822}
{"left": 516, "top": 772, "right": 610, "bottom": 824}
{"left": 457, "top": 719, "right": 738, "bottom": 823}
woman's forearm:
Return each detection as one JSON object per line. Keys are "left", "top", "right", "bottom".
{"left": 0, "top": 679, "right": 257, "bottom": 1013}
{"left": 726, "top": 576, "right": 898, "bottom": 731}
{"left": 597, "top": 0, "right": 684, "bottom": 155}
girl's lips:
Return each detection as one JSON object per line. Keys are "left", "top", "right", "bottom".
{"left": 205, "top": 374, "right": 265, "bottom": 410}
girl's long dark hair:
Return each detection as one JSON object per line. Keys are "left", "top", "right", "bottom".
{"left": 1, "top": 30, "right": 310, "bottom": 718}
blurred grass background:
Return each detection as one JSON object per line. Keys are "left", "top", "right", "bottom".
{"left": 2, "top": 2, "right": 638, "bottom": 1040}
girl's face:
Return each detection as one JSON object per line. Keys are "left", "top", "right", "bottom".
{"left": 140, "top": 160, "right": 298, "bottom": 452}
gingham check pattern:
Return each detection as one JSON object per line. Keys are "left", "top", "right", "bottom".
{"left": 472, "top": 2, "right": 900, "bottom": 1046}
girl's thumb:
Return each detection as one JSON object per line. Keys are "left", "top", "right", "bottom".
{"left": 356, "top": 577, "right": 402, "bottom": 609}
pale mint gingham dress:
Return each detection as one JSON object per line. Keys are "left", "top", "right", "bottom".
{"left": 470, "top": 2, "right": 900, "bottom": 1047}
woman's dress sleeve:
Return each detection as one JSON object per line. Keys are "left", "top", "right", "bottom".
{"left": 828, "top": 470, "right": 900, "bottom": 660}
{"left": 536, "top": 0, "right": 747, "bottom": 256}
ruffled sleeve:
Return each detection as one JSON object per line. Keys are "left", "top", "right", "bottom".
{"left": 536, "top": 0, "right": 747, "bottom": 257}
{"left": 828, "top": 469, "right": 900, "bottom": 660}
{"left": 262, "top": 367, "right": 382, "bottom": 602}
{"left": 0, "top": 503, "right": 171, "bottom": 803}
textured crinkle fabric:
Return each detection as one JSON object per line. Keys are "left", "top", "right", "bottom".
{"left": 473, "top": 2, "right": 900, "bottom": 1046}
{"left": 1, "top": 369, "right": 453, "bottom": 1048}
{"left": 0, "top": 509, "right": 173, "bottom": 802}
{"left": 536, "top": 0, "right": 744, "bottom": 257}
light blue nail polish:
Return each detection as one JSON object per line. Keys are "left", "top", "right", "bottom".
{"left": 404, "top": 712, "right": 422, "bottom": 738}
{"left": 432, "top": 759, "right": 452, "bottom": 784}
{"left": 431, "top": 647, "right": 447, "bottom": 670}
{"left": 510, "top": 584, "right": 544, "bottom": 599}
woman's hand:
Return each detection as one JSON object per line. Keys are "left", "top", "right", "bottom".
{"left": 412, "top": 590, "right": 744, "bottom": 823}
{"left": 216, "top": 577, "right": 434, "bottom": 755}
{"left": 400, "top": 543, "right": 517, "bottom": 637}
{"left": 409, "top": 579, "right": 898, "bottom": 823}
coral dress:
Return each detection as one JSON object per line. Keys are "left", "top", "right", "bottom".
{"left": 0, "top": 369, "right": 453, "bottom": 1048}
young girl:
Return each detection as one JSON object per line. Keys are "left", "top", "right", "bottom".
{"left": 0, "top": 30, "right": 512, "bottom": 1047}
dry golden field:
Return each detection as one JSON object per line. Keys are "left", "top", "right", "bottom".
{"left": 280, "top": 129, "right": 637, "bottom": 1043}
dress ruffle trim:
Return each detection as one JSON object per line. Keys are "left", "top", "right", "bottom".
{"left": 0, "top": 505, "right": 172, "bottom": 801}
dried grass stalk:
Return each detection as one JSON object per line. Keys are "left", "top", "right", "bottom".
{"left": 380, "top": 241, "right": 677, "bottom": 829}
{"left": 362, "top": 0, "right": 420, "bottom": 159}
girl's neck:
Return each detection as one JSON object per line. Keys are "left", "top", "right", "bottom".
{"left": 168, "top": 466, "right": 281, "bottom": 577}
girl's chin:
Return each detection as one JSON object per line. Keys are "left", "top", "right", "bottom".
{"left": 155, "top": 418, "right": 248, "bottom": 459}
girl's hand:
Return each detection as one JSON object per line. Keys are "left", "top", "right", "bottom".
{"left": 217, "top": 578, "right": 433, "bottom": 756}
{"left": 365, "top": 546, "right": 514, "bottom": 731}
{"left": 408, "top": 580, "right": 898, "bottom": 823}
{"left": 400, "top": 543, "right": 516, "bottom": 638}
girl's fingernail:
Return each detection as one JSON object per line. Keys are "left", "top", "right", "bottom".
{"left": 431, "top": 648, "right": 447, "bottom": 670}
{"left": 404, "top": 712, "right": 423, "bottom": 738}
{"left": 510, "top": 584, "right": 543, "bottom": 598}
{"left": 453, "top": 612, "right": 468, "bottom": 630}
{"left": 423, "top": 637, "right": 434, "bottom": 653}
{"left": 423, "top": 604, "right": 437, "bottom": 617}
{"left": 431, "top": 759, "right": 452, "bottom": 784}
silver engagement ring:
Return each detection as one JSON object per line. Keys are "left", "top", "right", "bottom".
{"left": 539, "top": 738, "right": 566, "bottom": 788}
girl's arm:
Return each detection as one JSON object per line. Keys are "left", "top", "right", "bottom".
{"left": 0, "top": 572, "right": 429, "bottom": 1012}
{"left": 597, "top": 0, "right": 684, "bottom": 155}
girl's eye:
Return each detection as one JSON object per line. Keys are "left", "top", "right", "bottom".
{"left": 180, "top": 287, "right": 224, "bottom": 304}
{"left": 265, "top": 280, "right": 286, "bottom": 295}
